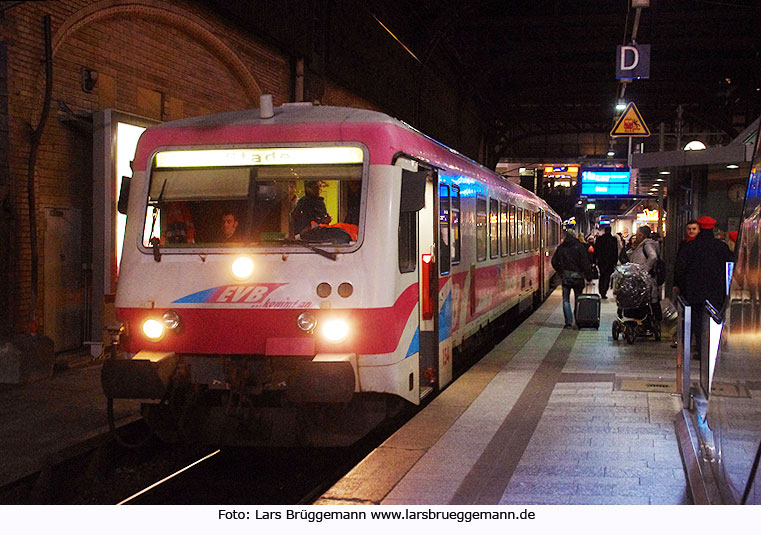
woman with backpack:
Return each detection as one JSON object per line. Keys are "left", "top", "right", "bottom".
{"left": 626, "top": 226, "right": 663, "bottom": 329}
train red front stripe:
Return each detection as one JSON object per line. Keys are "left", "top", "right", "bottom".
{"left": 118, "top": 283, "right": 420, "bottom": 355}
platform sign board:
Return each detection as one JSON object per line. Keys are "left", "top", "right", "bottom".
{"left": 610, "top": 102, "right": 650, "bottom": 137}
{"left": 616, "top": 44, "right": 650, "bottom": 79}
{"left": 580, "top": 167, "right": 631, "bottom": 196}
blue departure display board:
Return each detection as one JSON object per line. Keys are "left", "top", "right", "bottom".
{"left": 580, "top": 168, "right": 631, "bottom": 196}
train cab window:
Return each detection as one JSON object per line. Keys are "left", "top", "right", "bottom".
{"left": 489, "top": 198, "right": 499, "bottom": 259}
{"left": 439, "top": 184, "right": 451, "bottom": 275}
{"left": 142, "top": 146, "right": 364, "bottom": 250}
{"left": 509, "top": 204, "right": 516, "bottom": 255}
{"left": 451, "top": 185, "right": 461, "bottom": 265}
{"left": 476, "top": 195, "right": 487, "bottom": 261}
{"left": 500, "top": 201, "right": 508, "bottom": 257}
{"left": 517, "top": 207, "right": 524, "bottom": 253}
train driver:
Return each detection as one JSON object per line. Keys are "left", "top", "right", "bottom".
{"left": 221, "top": 210, "right": 242, "bottom": 242}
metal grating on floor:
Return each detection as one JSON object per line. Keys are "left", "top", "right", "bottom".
{"left": 615, "top": 378, "right": 676, "bottom": 393}
{"left": 709, "top": 382, "right": 751, "bottom": 398}
{"left": 615, "top": 378, "right": 750, "bottom": 398}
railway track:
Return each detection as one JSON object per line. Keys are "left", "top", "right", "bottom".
{"left": 1, "top": 308, "right": 525, "bottom": 505}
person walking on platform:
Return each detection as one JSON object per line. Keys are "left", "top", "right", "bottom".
{"left": 594, "top": 224, "right": 618, "bottom": 299}
{"left": 674, "top": 216, "right": 734, "bottom": 359}
{"left": 552, "top": 230, "right": 594, "bottom": 329}
{"left": 627, "top": 225, "right": 663, "bottom": 327}
{"left": 669, "top": 220, "right": 700, "bottom": 347}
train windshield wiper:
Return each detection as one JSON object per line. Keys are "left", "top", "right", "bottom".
{"left": 148, "top": 179, "right": 167, "bottom": 262}
{"left": 276, "top": 238, "right": 337, "bottom": 261}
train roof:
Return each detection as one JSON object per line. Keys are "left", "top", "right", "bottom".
{"left": 133, "top": 104, "right": 557, "bottom": 217}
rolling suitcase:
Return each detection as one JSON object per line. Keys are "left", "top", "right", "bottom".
{"left": 575, "top": 282, "right": 600, "bottom": 329}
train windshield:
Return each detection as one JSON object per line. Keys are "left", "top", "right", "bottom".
{"left": 142, "top": 146, "right": 364, "bottom": 249}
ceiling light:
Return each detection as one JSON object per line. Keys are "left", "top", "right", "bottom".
{"left": 659, "top": 171, "right": 671, "bottom": 175}
{"left": 683, "top": 140, "right": 706, "bottom": 151}
{"left": 726, "top": 164, "right": 739, "bottom": 169}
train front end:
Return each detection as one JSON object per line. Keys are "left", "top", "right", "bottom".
{"left": 103, "top": 112, "right": 414, "bottom": 446}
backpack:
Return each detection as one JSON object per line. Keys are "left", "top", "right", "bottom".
{"left": 644, "top": 244, "right": 667, "bottom": 285}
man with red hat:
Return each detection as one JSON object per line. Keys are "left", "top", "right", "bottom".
{"left": 674, "top": 215, "right": 734, "bottom": 359}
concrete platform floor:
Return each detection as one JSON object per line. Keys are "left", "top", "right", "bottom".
{"left": 0, "top": 363, "right": 140, "bottom": 488}
{"left": 317, "top": 287, "right": 690, "bottom": 505}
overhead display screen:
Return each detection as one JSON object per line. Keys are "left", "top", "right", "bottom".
{"left": 580, "top": 168, "right": 631, "bottom": 196}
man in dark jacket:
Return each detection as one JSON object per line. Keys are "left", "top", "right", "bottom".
{"left": 674, "top": 216, "right": 733, "bottom": 358}
{"left": 593, "top": 225, "right": 618, "bottom": 299}
{"left": 291, "top": 180, "right": 332, "bottom": 237}
{"left": 552, "top": 230, "right": 593, "bottom": 328}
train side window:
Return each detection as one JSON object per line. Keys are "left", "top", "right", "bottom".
{"left": 489, "top": 198, "right": 499, "bottom": 259}
{"left": 398, "top": 211, "right": 416, "bottom": 273}
{"left": 524, "top": 209, "right": 530, "bottom": 252}
{"left": 527, "top": 210, "right": 533, "bottom": 252}
{"left": 476, "top": 195, "right": 487, "bottom": 261}
{"left": 517, "top": 207, "right": 524, "bottom": 253}
{"left": 537, "top": 212, "right": 542, "bottom": 249}
{"left": 500, "top": 201, "right": 508, "bottom": 257}
{"left": 509, "top": 204, "right": 516, "bottom": 255}
{"left": 451, "top": 185, "right": 461, "bottom": 265}
{"left": 439, "top": 184, "right": 451, "bottom": 275}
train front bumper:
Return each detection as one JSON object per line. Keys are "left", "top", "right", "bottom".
{"left": 101, "top": 351, "right": 357, "bottom": 404}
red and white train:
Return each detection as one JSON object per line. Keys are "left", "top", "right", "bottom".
{"left": 103, "top": 102, "right": 562, "bottom": 446}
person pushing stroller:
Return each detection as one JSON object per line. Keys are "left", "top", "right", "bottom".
{"left": 612, "top": 262, "right": 660, "bottom": 344}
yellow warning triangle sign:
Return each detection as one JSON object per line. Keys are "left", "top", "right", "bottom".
{"left": 610, "top": 102, "right": 650, "bottom": 137}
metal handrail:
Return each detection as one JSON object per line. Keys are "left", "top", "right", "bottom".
{"left": 704, "top": 299, "right": 723, "bottom": 324}
{"left": 700, "top": 299, "right": 723, "bottom": 398}
{"left": 675, "top": 295, "right": 692, "bottom": 409}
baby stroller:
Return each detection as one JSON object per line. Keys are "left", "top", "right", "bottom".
{"left": 611, "top": 263, "right": 661, "bottom": 344}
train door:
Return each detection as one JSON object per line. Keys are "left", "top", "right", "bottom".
{"left": 417, "top": 169, "right": 440, "bottom": 399}
{"left": 538, "top": 210, "right": 545, "bottom": 298}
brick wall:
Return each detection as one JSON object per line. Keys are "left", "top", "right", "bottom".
{"left": 0, "top": 0, "right": 382, "bottom": 337}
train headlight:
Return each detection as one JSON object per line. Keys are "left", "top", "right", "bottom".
{"left": 321, "top": 319, "right": 349, "bottom": 343}
{"left": 162, "top": 310, "right": 181, "bottom": 330}
{"left": 231, "top": 256, "right": 254, "bottom": 280}
{"left": 142, "top": 319, "right": 164, "bottom": 341}
{"left": 297, "top": 311, "right": 317, "bottom": 332}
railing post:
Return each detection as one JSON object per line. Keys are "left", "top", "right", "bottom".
{"left": 676, "top": 296, "right": 691, "bottom": 409}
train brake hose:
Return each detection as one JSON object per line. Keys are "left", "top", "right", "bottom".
{"left": 106, "top": 397, "right": 153, "bottom": 449}
{"left": 741, "top": 439, "right": 761, "bottom": 504}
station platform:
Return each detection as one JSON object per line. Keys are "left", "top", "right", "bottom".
{"left": 0, "top": 357, "right": 140, "bottom": 489}
{"left": 316, "top": 287, "right": 693, "bottom": 505}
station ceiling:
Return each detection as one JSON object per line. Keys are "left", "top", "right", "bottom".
{"left": 198, "top": 0, "right": 760, "bottom": 163}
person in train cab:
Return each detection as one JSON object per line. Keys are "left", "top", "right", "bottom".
{"left": 674, "top": 216, "right": 734, "bottom": 359}
{"left": 291, "top": 180, "right": 332, "bottom": 237}
{"left": 221, "top": 210, "right": 241, "bottom": 242}
{"left": 593, "top": 224, "right": 618, "bottom": 300}
{"left": 552, "top": 230, "right": 594, "bottom": 329}
{"left": 164, "top": 202, "right": 196, "bottom": 244}
{"left": 344, "top": 180, "right": 361, "bottom": 226}
{"left": 627, "top": 225, "right": 663, "bottom": 327}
